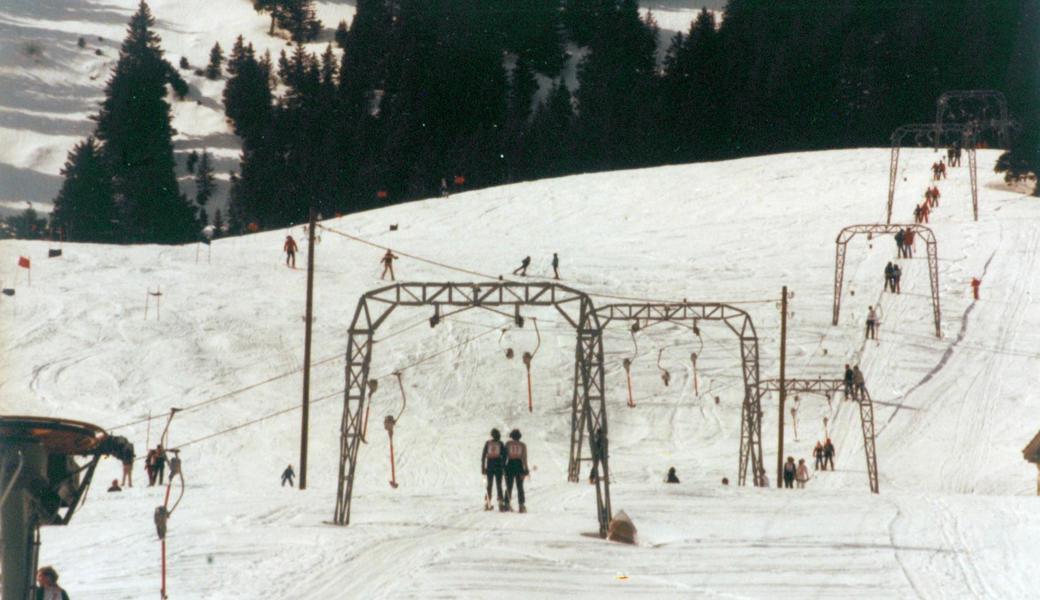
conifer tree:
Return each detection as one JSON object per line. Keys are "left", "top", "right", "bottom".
{"left": 93, "top": 1, "right": 197, "bottom": 243}
{"left": 194, "top": 150, "right": 215, "bottom": 222}
{"left": 186, "top": 149, "right": 199, "bottom": 173}
{"left": 212, "top": 208, "right": 224, "bottom": 237}
{"left": 51, "top": 137, "right": 118, "bottom": 242}
{"left": 335, "top": 19, "right": 349, "bottom": 49}
{"left": 205, "top": 41, "right": 223, "bottom": 79}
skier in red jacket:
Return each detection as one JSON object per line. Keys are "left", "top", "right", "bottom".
{"left": 284, "top": 235, "right": 298, "bottom": 268}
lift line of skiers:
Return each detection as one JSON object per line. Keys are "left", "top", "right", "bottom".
{"left": 103, "top": 443, "right": 180, "bottom": 493}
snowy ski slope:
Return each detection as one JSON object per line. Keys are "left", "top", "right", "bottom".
{"left": 2, "top": 148, "right": 1039, "bottom": 598}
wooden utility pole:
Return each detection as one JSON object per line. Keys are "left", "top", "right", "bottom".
{"left": 300, "top": 208, "right": 317, "bottom": 490}
{"left": 776, "top": 286, "right": 788, "bottom": 488}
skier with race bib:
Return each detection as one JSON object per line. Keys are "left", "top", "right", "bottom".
{"left": 504, "top": 429, "right": 530, "bottom": 513}
{"left": 481, "top": 428, "right": 507, "bottom": 511}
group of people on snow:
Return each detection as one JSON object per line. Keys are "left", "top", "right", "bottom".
{"left": 512, "top": 254, "right": 561, "bottom": 280}
{"left": 813, "top": 439, "right": 837, "bottom": 471}
{"left": 884, "top": 262, "right": 903, "bottom": 294}
{"left": 843, "top": 364, "right": 866, "bottom": 400}
{"left": 931, "top": 159, "right": 948, "bottom": 181}
{"left": 946, "top": 144, "right": 963, "bottom": 167}
{"left": 481, "top": 428, "right": 531, "bottom": 513}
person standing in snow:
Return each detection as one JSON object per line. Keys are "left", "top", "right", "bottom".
{"left": 380, "top": 249, "right": 399, "bottom": 280}
{"left": 283, "top": 235, "right": 298, "bottom": 268}
{"left": 153, "top": 445, "right": 167, "bottom": 486}
{"left": 892, "top": 263, "right": 902, "bottom": 294}
{"left": 440, "top": 178, "right": 449, "bottom": 197}
{"left": 924, "top": 188, "right": 934, "bottom": 208}
{"left": 35, "top": 566, "right": 70, "bottom": 600}
{"left": 931, "top": 185, "right": 941, "bottom": 207}
{"left": 551, "top": 253, "right": 560, "bottom": 280}
{"left": 939, "top": 159, "right": 947, "bottom": 179}
{"left": 145, "top": 448, "right": 157, "bottom": 486}
{"left": 504, "top": 429, "right": 529, "bottom": 513}
{"left": 281, "top": 464, "right": 295, "bottom": 487}
{"left": 920, "top": 203, "right": 930, "bottom": 223}
{"left": 853, "top": 365, "right": 866, "bottom": 399}
{"left": 512, "top": 256, "right": 531, "bottom": 276}
{"left": 884, "top": 262, "right": 895, "bottom": 292}
{"left": 865, "top": 305, "right": 880, "bottom": 340}
{"left": 481, "top": 428, "right": 507, "bottom": 510}
{"left": 971, "top": 277, "right": 981, "bottom": 300}
{"left": 795, "top": 459, "right": 810, "bottom": 488}
{"left": 843, "top": 365, "right": 854, "bottom": 400}
{"left": 783, "top": 456, "right": 797, "bottom": 489}
{"left": 894, "top": 229, "right": 905, "bottom": 258}
{"left": 823, "top": 438, "right": 836, "bottom": 470}
{"left": 913, "top": 205, "right": 922, "bottom": 223}
{"left": 813, "top": 441, "right": 825, "bottom": 470}
{"left": 904, "top": 228, "right": 915, "bottom": 258}
{"left": 666, "top": 467, "right": 680, "bottom": 483}
{"left": 121, "top": 443, "right": 134, "bottom": 488}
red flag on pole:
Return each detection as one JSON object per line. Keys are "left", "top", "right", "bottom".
{"left": 17, "top": 256, "right": 30, "bottom": 269}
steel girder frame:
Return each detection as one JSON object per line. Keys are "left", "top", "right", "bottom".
{"left": 886, "top": 123, "right": 978, "bottom": 224}
{"left": 832, "top": 224, "right": 941, "bottom": 338}
{"left": 760, "top": 378, "right": 879, "bottom": 493}
{"left": 935, "top": 90, "right": 1010, "bottom": 149}
{"left": 596, "top": 302, "right": 766, "bottom": 487}
{"left": 333, "top": 282, "right": 613, "bottom": 538}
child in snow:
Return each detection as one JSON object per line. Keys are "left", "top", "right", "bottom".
{"left": 795, "top": 459, "right": 810, "bottom": 489}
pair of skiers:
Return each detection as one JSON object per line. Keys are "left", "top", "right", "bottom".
{"left": 924, "top": 186, "right": 941, "bottom": 208}
{"left": 843, "top": 364, "right": 866, "bottom": 400}
{"left": 947, "top": 145, "right": 962, "bottom": 167}
{"left": 895, "top": 228, "right": 915, "bottom": 259}
{"left": 931, "top": 160, "right": 947, "bottom": 180}
{"left": 914, "top": 203, "right": 930, "bottom": 223}
{"left": 481, "top": 428, "right": 529, "bottom": 512}
{"left": 782, "top": 457, "right": 811, "bottom": 489}
{"left": 813, "top": 439, "right": 836, "bottom": 471}
{"left": 512, "top": 254, "right": 560, "bottom": 280}
{"left": 884, "top": 262, "right": 902, "bottom": 293}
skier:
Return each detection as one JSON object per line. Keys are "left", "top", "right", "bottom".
{"left": 924, "top": 188, "right": 934, "bottom": 208}
{"left": 853, "top": 365, "right": 866, "bottom": 399}
{"left": 666, "top": 467, "right": 680, "bottom": 483}
{"left": 380, "top": 249, "right": 398, "bottom": 280}
{"left": 913, "top": 205, "right": 922, "bottom": 223}
{"left": 931, "top": 162, "right": 940, "bottom": 181}
{"left": 512, "top": 256, "right": 531, "bottom": 276}
{"left": 283, "top": 235, "right": 298, "bottom": 268}
{"left": 481, "top": 428, "right": 507, "bottom": 510}
{"left": 920, "top": 203, "right": 930, "bottom": 223}
{"left": 551, "top": 253, "right": 560, "bottom": 280}
{"left": 865, "top": 305, "right": 879, "bottom": 340}
{"left": 939, "top": 159, "right": 947, "bottom": 179}
{"left": 121, "top": 443, "right": 134, "bottom": 488}
{"left": 813, "top": 441, "right": 825, "bottom": 470}
{"left": 783, "top": 456, "right": 796, "bottom": 489}
{"left": 281, "top": 464, "right": 295, "bottom": 487}
{"left": 842, "top": 364, "right": 854, "bottom": 400}
{"left": 145, "top": 448, "right": 157, "bottom": 486}
{"left": 107, "top": 478, "right": 122, "bottom": 492}
{"left": 931, "top": 186, "right": 941, "bottom": 207}
{"left": 823, "top": 438, "right": 835, "bottom": 470}
{"left": 795, "top": 459, "right": 810, "bottom": 489}
{"left": 904, "top": 228, "right": 915, "bottom": 258}
{"left": 504, "top": 429, "right": 530, "bottom": 513}
{"left": 971, "top": 277, "right": 981, "bottom": 300}
{"left": 153, "top": 445, "right": 167, "bottom": 486}
{"left": 892, "top": 263, "right": 902, "bottom": 294}
{"left": 440, "top": 178, "right": 449, "bottom": 197}
{"left": 884, "top": 262, "right": 895, "bottom": 292}
{"left": 894, "top": 229, "right": 905, "bottom": 258}
{"left": 35, "top": 566, "right": 70, "bottom": 600}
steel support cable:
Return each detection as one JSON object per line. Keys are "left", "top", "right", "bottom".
{"left": 108, "top": 353, "right": 346, "bottom": 432}
{"left": 317, "top": 223, "right": 776, "bottom": 306}
{"left": 170, "top": 325, "right": 506, "bottom": 452}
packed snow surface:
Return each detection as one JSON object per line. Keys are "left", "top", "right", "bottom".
{"left": 2, "top": 148, "right": 1039, "bottom": 598}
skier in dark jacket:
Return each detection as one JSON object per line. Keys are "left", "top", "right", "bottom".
{"left": 783, "top": 456, "right": 797, "bottom": 488}
{"left": 512, "top": 256, "right": 531, "bottom": 276}
{"left": 823, "top": 438, "right": 836, "bottom": 470}
{"left": 551, "top": 253, "right": 560, "bottom": 280}
{"left": 894, "top": 229, "right": 905, "bottom": 258}
{"left": 813, "top": 441, "right": 825, "bottom": 470}
{"left": 153, "top": 445, "right": 167, "bottom": 486}
{"left": 666, "top": 467, "right": 680, "bottom": 483}
{"left": 35, "top": 566, "right": 70, "bottom": 600}
{"left": 843, "top": 364, "right": 854, "bottom": 400}
{"left": 892, "top": 263, "right": 902, "bottom": 293}
{"left": 504, "top": 429, "right": 529, "bottom": 512}
{"left": 884, "top": 262, "right": 895, "bottom": 292}
{"left": 481, "top": 428, "right": 507, "bottom": 510}
{"left": 281, "top": 464, "right": 295, "bottom": 487}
